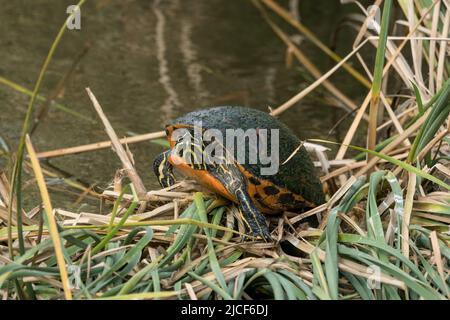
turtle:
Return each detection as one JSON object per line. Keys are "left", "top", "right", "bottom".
{"left": 153, "top": 106, "right": 325, "bottom": 241}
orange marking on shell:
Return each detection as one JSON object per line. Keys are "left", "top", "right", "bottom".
{"left": 240, "top": 167, "right": 313, "bottom": 213}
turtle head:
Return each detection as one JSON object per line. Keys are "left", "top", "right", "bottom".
{"left": 165, "top": 124, "right": 192, "bottom": 149}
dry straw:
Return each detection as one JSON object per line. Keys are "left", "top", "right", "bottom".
{"left": 0, "top": 0, "right": 449, "bottom": 300}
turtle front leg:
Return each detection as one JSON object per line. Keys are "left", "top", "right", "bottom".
{"left": 235, "top": 188, "right": 272, "bottom": 242}
{"left": 153, "top": 150, "right": 176, "bottom": 188}
{"left": 208, "top": 163, "right": 271, "bottom": 242}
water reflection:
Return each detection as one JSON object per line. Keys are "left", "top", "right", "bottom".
{"left": 153, "top": 0, "right": 182, "bottom": 122}
{"left": 0, "top": 0, "right": 365, "bottom": 209}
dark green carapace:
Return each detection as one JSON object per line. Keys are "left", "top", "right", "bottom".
{"left": 153, "top": 106, "right": 325, "bottom": 241}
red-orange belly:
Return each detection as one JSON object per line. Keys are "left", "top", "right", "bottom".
{"left": 168, "top": 154, "right": 237, "bottom": 202}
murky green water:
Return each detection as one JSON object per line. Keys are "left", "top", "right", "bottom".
{"left": 0, "top": 0, "right": 367, "bottom": 209}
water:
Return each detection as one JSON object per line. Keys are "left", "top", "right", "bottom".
{"left": 0, "top": 0, "right": 367, "bottom": 209}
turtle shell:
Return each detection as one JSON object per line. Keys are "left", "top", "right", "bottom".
{"left": 167, "top": 106, "right": 325, "bottom": 209}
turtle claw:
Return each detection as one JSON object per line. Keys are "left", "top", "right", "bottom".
{"left": 249, "top": 228, "right": 272, "bottom": 242}
{"left": 240, "top": 234, "right": 252, "bottom": 243}
{"left": 240, "top": 229, "right": 271, "bottom": 242}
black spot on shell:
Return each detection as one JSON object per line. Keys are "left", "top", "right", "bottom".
{"left": 248, "top": 176, "right": 261, "bottom": 185}
{"left": 294, "top": 199, "right": 307, "bottom": 206}
{"left": 264, "top": 186, "right": 280, "bottom": 195}
{"left": 278, "top": 193, "right": 295, "bottom": 204}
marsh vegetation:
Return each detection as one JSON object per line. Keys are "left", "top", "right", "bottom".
{"left": 0, "top": 0, "right": 449, "bottom": 300}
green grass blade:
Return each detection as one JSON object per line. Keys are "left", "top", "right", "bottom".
{"left": 408, "top": 78, "right": 450, "bottom": 161}
{"left": 324, "top": 207, "right": 339, "bottom": 299}
{"left": 310, "top": 249, "right": 331, "bottom": 300}
{"left": 87, "top": 227, "right": 153, "bottom": 292}
{"left": 194, "top": 193, "right": 228, "bottom": 293}
{"left": 91, "top": 185, "right": 138, "bottom": 256}
{"left": 310, "top": 139, "right": 450, "bottom": 191}
{"left": 338, "top": 245, "right": 443, "bottom": 299}
{"left": 367, "top": 0, "right": 392, "bottom": 157}
{"left": 412, "top": 82, "right": 425, "bottom": 115}
{"left": 263, "top": 271, "right": 285, "bottom": 300}
{"left": 187, "top": 272, "right": 233, "bottom": 300}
